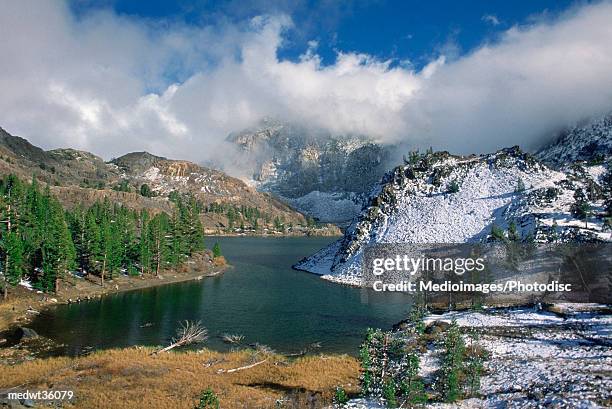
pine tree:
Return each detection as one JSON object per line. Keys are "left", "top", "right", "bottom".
{"left": 212, "top": 242, "right": 221, "bottom": 258}
{"left": 507, "top": 221, "right": 520, "bottom": 241}
{"left": 572, "top": 190, "right": 591, "bottom": 228}
{"left": 515, "top": 177, "right": 526, "bottom": 193}
{"left": 39, "top": 192, "right": 75, "bottom": 292}
{"left": 0, "top": 174, "right": 207, "bottom": 295}
{"left": 4, "top": 232, "right": 24, "bottom": 285}
{"left": 140, "top": 184, "right": 153, "bottom": 197}
{"left": 187, "top": 197, "right": 204, "bottom": 253}
{"left": 437, "top": 320, "right": 465, "bottom": 402}
{"left": 139, "top": 210, "right": 152, "bottom": 274}
{"left": 67, "top": 205, "right": 87, "bottom": 273}
{"left": 149, "top": 213, "right": 168, "bottom": 276}
{"left": 447, "top": 180, "right": 460, "bottom": 194}
{"left": 0, "top": 176, "right": 18, "bottom": 298}
{"left": 84, "top": 209, "right": 101, "bottom": 275}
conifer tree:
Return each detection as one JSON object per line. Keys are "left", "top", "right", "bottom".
{"left": 39, "top": 192, "right": 75, "bottom": 292}
{"left": 508, "top": 221, "right": 520, "bottom": 241}
{"left": 4, "top": 232, "right": 24, "bottom": 285}
{"left": 0, "top": 175, "right": 23, "bottom": 298}
{"left": 84, "top": 209, "right": 101, "bottom": 275}
{"left": 212, "top": 242, "right": 221, "bottom": 258}
{"left": 139, "top": 210, "right": 152, "bottom": 274}
{"left": 149, "top": 213, "right": 168, "bottom": 276}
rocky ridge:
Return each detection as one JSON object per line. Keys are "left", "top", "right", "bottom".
{"left": 295, "top": 146, "right": 611, "bottom": 285}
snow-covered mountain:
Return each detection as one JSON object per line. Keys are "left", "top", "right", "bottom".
{"left": 295, "top": 147, "right": 611, "bottom": 285}
{"left": 227, "top": 118, "right": 391, "bottom": 223}
{"left": 537, "top": 114, "right": 612, "bottom": 167}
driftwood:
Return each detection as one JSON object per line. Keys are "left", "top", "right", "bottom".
{"left": 221, "top": 333, "right": 245, "bottom": 345}
{"left": 217, "top": 358, "right": 268, "bottom": 374}
{"left": 152, "top": 320, "right": 207, "bottom": 355}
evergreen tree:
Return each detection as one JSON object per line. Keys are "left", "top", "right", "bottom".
{"left": 187, "top": 197, "right": 204, "bottom": 253}
{"left": 4, "top": 232, "right": 24, "bottom": 285}
{"left": 149, "top": 213, "right": 169, "bottom": 276}
{"left": 447, "top": 180, "right": 460, "bottom": 194}
{"left": 39, "top": 191, "right": 75, "bottom": 292}
{"left": 490, "top": 224, "right": 506, "bottom": 242}
{"left": 139, "top": 210, "right": 152, "bottom": 274}
{"left": 0, "top": 175, "right": 24, "bottom": 298}
{"left": 515, "top": 177, "right": 526, "bottom": 193}
{"left": 212, "top": 242, "right": 221, "bottom": 258}
{"left": 0, "top": 174, "right": 207, "bottom": 294}
{"left": 572, "top": 190, "right": 591, "bottom": 228}
{"left": 83, "top": 209, "right": 101, "bottom": 275}
{"left": 507, "top": 221, "right": 520, "bottom": 241}
{"left": 436, "top": 320, "right": 465, "bottom": 402}
{"left": 140, "top": 184, "right": 153, "bottom": 197}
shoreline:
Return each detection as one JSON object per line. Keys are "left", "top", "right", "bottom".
{"left": 203, "top": 230, "right": 342, "bottom": 237}
{"left": 0, "top": 253, "right": 230, "bottom": 335}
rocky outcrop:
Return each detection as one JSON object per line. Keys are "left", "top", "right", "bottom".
{"left": 295, "top": 147, "right": 611, "bottom": 284}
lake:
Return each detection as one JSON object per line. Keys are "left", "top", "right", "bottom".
{"left": 29, "top": 237, "right": 412, "bottom": 356}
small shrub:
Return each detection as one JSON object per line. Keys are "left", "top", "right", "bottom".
{"left": 383, "top": 379, "right": 398, "bottom": 408}
{"left": 490, "top": 224, "right": 506, "bottom": 242}
{"left": 195, "top": 388, "right": 219, "bottom": 409}
{"left": 333, "top": 386, "right": 349, "bottom": 406}
{"left": 447, "top": 180, "right": 460, "bottom": 194}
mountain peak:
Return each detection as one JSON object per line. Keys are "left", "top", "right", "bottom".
{"left": 111, "top": 151, "right": 167, "bottom": 173}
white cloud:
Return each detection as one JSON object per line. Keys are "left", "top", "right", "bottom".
{"left": 482, "top": 14, "right": 501, "bottom": 26}
{"left": 1, "top": 0, "right": 612, "bottom": 167}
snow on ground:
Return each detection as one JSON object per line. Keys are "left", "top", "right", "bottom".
{"left": 18, "top": 278, "right": 33, "bottom": 290}
{"left": 283, "top": 191, "right": 363, "bottom": 223}
{"left": 380, "top": 163, "right": 559, "bottom": 244}
{"left": 431, "top": 307, "right": 612, "bottom": 408}
{"left": 337, "top": 305, "right": 612, "bottom": 408}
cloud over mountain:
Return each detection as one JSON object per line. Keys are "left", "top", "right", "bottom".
{"left": 1, "top": 0, "right": 612, "bottom": 164}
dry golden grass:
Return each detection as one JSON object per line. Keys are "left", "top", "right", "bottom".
{"left": 0, "top": 347, "right": 360, "bottom": 409}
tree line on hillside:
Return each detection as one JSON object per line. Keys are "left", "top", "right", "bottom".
{"left": 205, "top": 201, "right": 318, "bottom": 232}
{"left": 0, "top": 174, "right": 207, "bottom": 299}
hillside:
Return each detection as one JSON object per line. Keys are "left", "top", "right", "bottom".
{"left": 295, "top": 147, "right": 611, "bottom": 285}
{"left": 536, "top": 114, "right": 612, "bottom": 167}
{"left": 0, "top": 127, "right": 339, "bottom": 236}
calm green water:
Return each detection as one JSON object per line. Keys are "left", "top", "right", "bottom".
{"left": 29, "top": 237, "right": 411, "bottom": 355}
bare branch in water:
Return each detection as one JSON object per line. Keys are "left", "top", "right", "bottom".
{"left": 221, "top": 333, "right": 245, "bottom": 345}
{"left": 152, "top": 320, "right": 207, "bottom": 355}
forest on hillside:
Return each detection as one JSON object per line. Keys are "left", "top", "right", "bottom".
{"left": 0, "top": 174, "right": 207, "bottom": 299}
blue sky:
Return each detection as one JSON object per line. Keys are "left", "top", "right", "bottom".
{"left": 70, "top": 0, "right": 575, "bottom": 68}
